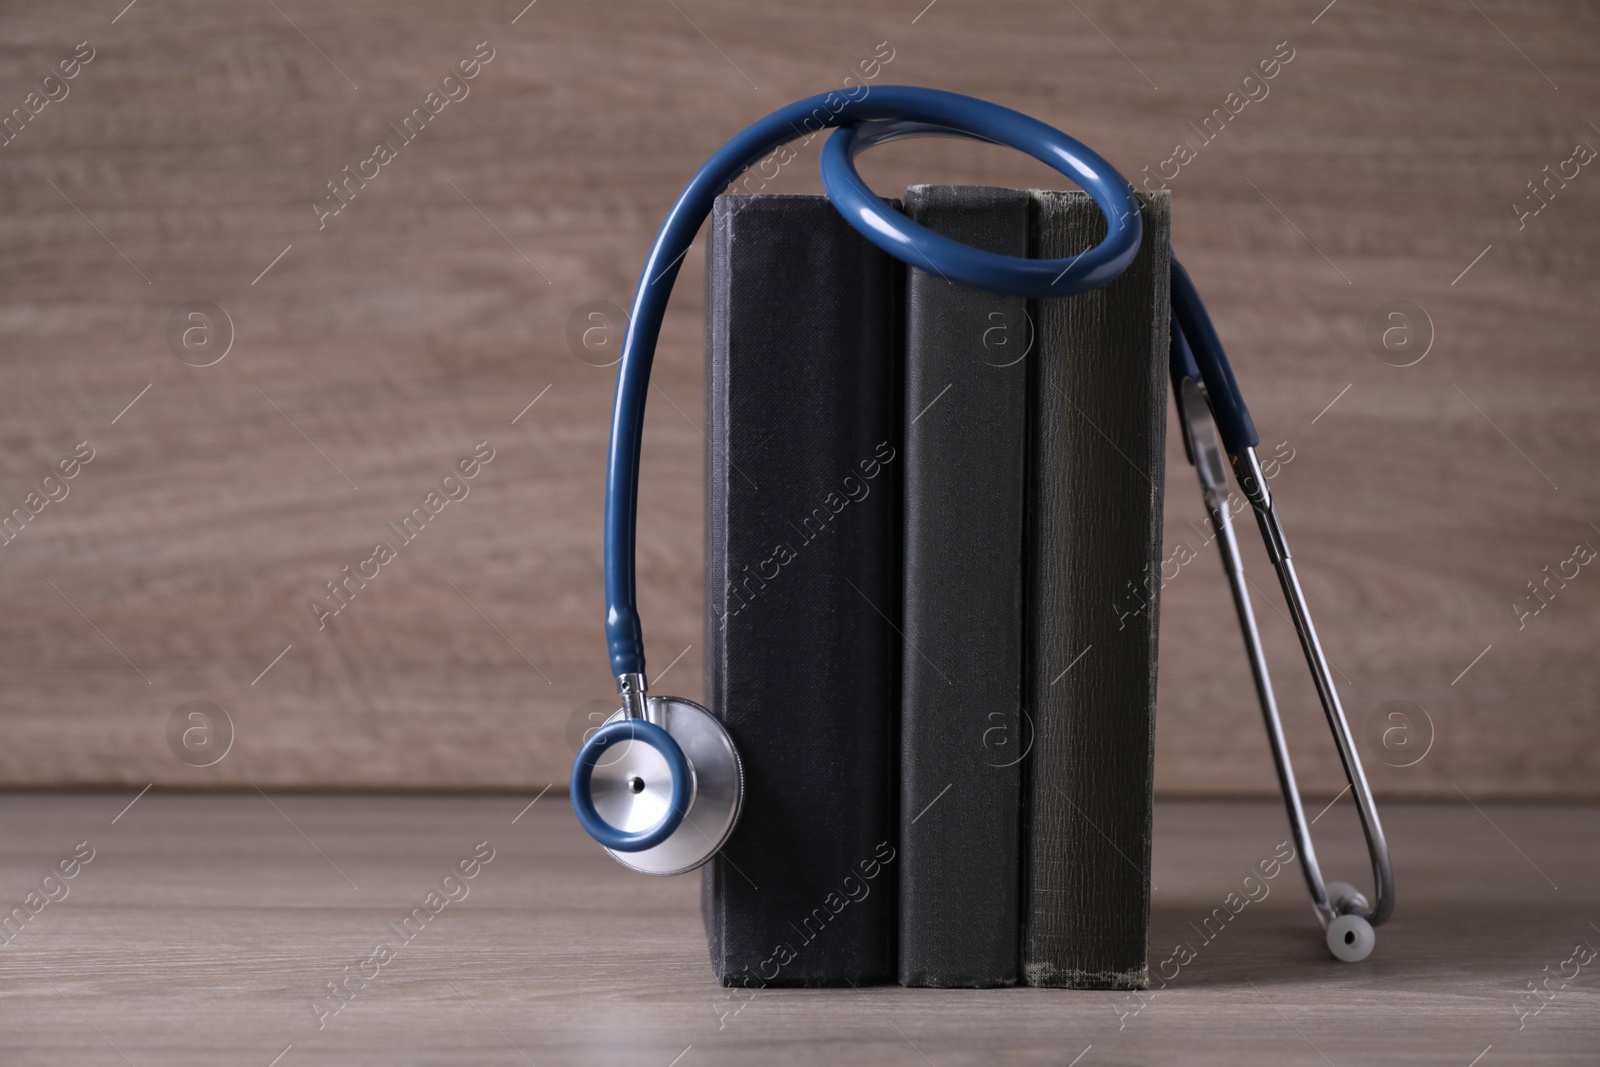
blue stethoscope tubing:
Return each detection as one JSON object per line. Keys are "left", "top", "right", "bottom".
{"left": 585, "top": 84, "right": 1391, "bottom": 957}
{"left": 604, "top": 85, "right": 1254, "bottom": 681}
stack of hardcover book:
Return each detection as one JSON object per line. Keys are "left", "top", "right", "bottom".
{"left": 702, "top": 186, "right": 1170, "bottom": 990}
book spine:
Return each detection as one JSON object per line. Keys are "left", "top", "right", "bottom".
{"left": 1022, "top": 189, "right": 1171, "bottom": 989}
{"left": 703, "top": 194, "right": 900, "bottom": 988}
{"left": 898, "top": 185, "right": 1029, "bottom": 988}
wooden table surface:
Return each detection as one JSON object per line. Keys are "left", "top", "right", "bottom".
{"left": 0, "top": 792, "right": 1594, "bottom": 1065}
{"left": 2, "top": 0, "right": 1597, "bottom": 798}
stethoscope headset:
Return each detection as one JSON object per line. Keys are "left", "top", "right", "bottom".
{"left": 570, "top": 87, "right": 1395, "bottom": 963}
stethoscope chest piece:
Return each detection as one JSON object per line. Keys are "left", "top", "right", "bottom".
{"left": 575, "top": 695, "right": 743, "bottom": 876}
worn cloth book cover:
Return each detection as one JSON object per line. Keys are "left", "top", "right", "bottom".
{"left": 702, "top": 194, "right": 901, "bottom": 988}
{"left": 1022, "top": 189, "right": 1170, "bottom": 990}
{"left": 898, "top": 184, "right": 1029, "bottom": 988}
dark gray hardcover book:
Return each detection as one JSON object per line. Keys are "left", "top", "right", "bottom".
{"left": 898, "top": 185, "right": 1029, "bottom": 988}
{"left": 703, "top": 194, "right": 900, "bottom": 988}
{"left": 1022, "top": 189, "right": 1170, "bottom": 989}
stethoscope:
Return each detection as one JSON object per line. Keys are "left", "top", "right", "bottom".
{"left": 570, "top": 86, "right": 1395, "bottom": 963}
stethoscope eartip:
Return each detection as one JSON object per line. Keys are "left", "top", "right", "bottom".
{"left": 1321, "top": 879, "right": 1376, "bottom": 962}
{"left": 1326, "top": 912, "right": 1376, "bottom": 963}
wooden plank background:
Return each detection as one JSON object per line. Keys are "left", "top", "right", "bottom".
{"left": 0, "top": 0, "right": 1594, "bottom": 797}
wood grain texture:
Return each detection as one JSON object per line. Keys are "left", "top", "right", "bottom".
{"left": 0, "top": 792, "right": 1596, "bottom": 1064}
{"left": 0, "top": 1, "right": 1595, "bottom": 794}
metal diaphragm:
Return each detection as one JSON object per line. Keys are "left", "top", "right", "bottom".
{"left": 591, "top": 695, "right": 743, "bottom": 876}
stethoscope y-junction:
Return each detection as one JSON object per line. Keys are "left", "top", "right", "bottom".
{"left": 570, "top": 86, "right": 1395, "bottom": 962}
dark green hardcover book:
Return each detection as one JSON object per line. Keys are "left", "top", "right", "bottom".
{"left": 898, "top": 185, "right": 1030, "bottom": 988}
{"left": 1022, "top": 189, "right": 1170, "bottom": 989}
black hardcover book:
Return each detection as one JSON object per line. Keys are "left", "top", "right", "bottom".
{"left": 1022, "top": 189, "right": 1171, "bottom": 989}
{"left": 898, "top": 185, "right": 1029, "bottom": 988}
{"left": 703, "top": 194, "right": 900, "bottom": 988}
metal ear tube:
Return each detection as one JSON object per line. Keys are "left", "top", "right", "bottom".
{"left": 574, "top": 85, "right": 1395, "bottom": 962}
{"left": 1235, "top": 442, "right": 1396, "bottom": 950}
{"left": 1171, "top": 302, "right": 1394, "bottom": 962}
